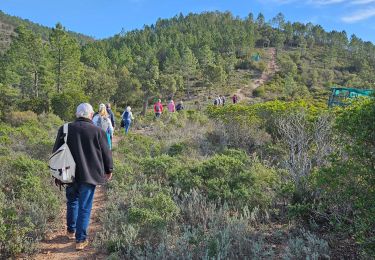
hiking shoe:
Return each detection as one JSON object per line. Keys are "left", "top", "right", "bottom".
{"left": 66, "top": 230, "right": 75, "bottom": 240}
{"left": 76, "top": 240, "right": 89, "bottom": 250}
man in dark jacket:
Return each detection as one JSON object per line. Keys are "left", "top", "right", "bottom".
{"left": 52, "top": 103, "right": 113, "bottom": 250}
{"left": 106, "top": 103, "right": 115, "bottom": 129}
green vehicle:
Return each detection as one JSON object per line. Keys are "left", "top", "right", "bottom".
{"left": 328, "top": 87, "right": 374, "bottom": 107}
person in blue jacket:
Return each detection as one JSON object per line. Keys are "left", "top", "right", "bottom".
{"left": 122, "top": 106, "right": 134, "bottom": 134}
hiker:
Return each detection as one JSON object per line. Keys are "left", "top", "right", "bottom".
{"left": 176, "top": 101, "right": 184, "bottom": 111}
{"left": 232, "top": 94, "right": 238, "bottom": 104}
{"left": 167, "top": 100, "right": 175, "bottom": 112}
{"left": 52, "top": 103, "right": 113, "bottom": 251}
{"left": 106, "top": 103, "right": 115, "bottom": 130}
{"left": 154, "top": 99, "right": 163, "bottom": 118}
{"left": 221, "top": 95, "right": 226, "bottom": 106}
{"left": 93, "top": 104, "right": 114, "bottom": 150}
{"left": 122, "top": 106, "right": 134, "bottom": 134}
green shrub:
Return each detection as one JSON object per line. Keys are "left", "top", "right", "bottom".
{"left": 253, "top": 86, "right": 266, "bottom": 98}
{"left": 18, "top": 97, "right": 50, "bottom": 114}
{"left": 282, "top": 229, "right": 330, "bottom": 259}
{"left": 51, "top": 90, "right": 88, "bottom": 121}
{"left": 6, "top": 110, "right": 38, "bottom": 127}
{"left": 129, "top": 192, "right": 179, "bottom": 229}
{"left": 0, "top": 155, "right": 60, "bottom": 258}
{"left": 117, "top": 134, "right": 161, "bottom": 159}
{"left": 314, "top": 99, "right": 375, "bottom": 255}
{"left": 167, "top": 142, "right": 188, "bottom": 156}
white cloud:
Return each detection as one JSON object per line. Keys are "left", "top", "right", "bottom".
{"left": 308, "top": 0, "right": 347, "bottom": 5}
{"left": 351, "top": 0, "right": 375, "bottom": 4}
{"left": 267, "top": 0, "right": 375, "bottom": 22}
{"left": 342, "top": 7, "right": 375, "bottom": 21}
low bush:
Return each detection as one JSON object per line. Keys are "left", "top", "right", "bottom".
{"left": 6, "top": 110, "right": 38, "bottom": 127}
{"left": 253, "top": 86, "right": 266, "bottom": 98}
{"left": 0, "top": 155, "right": 60, "bottom": 258}
{"left": 282, "top": 229, "right": 330, "bottom": 259}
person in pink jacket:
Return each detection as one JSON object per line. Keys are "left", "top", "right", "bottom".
{"left": 167, "top": 100, "right": 175, "bottom": 112}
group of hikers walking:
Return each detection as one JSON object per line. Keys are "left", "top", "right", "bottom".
{"left": 91, "top": 98, "right": 184, "bottom": 150}
{"left": 92, "top": 94, "right": 237, "bottom": 150}
{"left": 50, "top": 92, "right": 240, "bottom": 251}
{"left": 154, "top": 99, "right": 184, "bottom": 117}
{"left": 214, "top": 94, "right": 239, "bottom": 106}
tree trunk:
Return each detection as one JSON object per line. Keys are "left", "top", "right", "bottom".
{"left": 141, "top": 96, "right": 149, "bottom": 116}
{"left": 57, "top": 48, "right": 62, "bottom": 93}
{"left": 34, "top": 70, "right": 39, "bottom": 98}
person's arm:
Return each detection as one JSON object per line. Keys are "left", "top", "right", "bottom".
{"left": 99, "top": 130, "right": 113, "bottom": 175}
{"left": 130, "top": 112, "right": 134, "bottom": 120}
{"left": 111, "top": 111, "right": 116, "bottom": 128}
{"left": 92, "top": 115, "right": 98, "bottom": 126}
{"left": 108, "top": 119, "right": 114, "bottom": 136}
{"left": 52, "top": 126, "right": 64, "bottom": 153}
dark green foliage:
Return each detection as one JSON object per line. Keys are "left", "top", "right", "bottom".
{"left": 314, "top": 99, "right": 375, "bottom": 255}
{"left": 51, "top": 90, "right": 88, "bottom": 121}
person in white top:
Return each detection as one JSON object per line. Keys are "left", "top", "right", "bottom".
{"left": 93, "top": 103, "right": 114, "bottom": 149}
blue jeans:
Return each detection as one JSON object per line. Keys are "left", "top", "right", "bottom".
{"left": 66, "top": 183, "right": 96, "bottom": 242}
{"left": 124, "top": 119, "right": 131, "bottom": 134}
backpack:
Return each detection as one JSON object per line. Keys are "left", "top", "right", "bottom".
{"left": 48, "top": 123, "right": 76, "bottom": 184}
{"left": 155, "top": 103, "right": 161, "bottom": 112}
{"left": 214, "top": 99, "right": 218, "bottom": 105}
{"left": 97, "top": 116, "right": 110, "bottom": 132}
{"left": 123, "top": 111, "right": 129, "bottom": 120}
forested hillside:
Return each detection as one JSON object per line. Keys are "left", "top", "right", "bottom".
{"left": 0, "top": 10, "right": 93, "bottom": 53}
{"left": 0, "top": 11, "right": 374, "bottom": 120}
{"left": 0, "top": 11, "right": 374, "bottom": 259}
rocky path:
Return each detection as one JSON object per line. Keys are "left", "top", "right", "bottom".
{"left": 235, "top": 47, "right": 279, "bottom": 101}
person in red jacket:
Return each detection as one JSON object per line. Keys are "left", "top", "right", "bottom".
{"left": 154, "top": 99, "right": 163, "bottom": 118}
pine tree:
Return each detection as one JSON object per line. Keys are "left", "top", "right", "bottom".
{"left": 49, "top": 23, "right": 82, "bottom": 93}
{"left": 180, "top": 46, "right": 198, "bottom": 99}
{"left": 2, "top": 25, "right": 52, "bottom": 99}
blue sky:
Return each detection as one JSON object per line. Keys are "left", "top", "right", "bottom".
{"left": 1, "top": 0, "right": 375, "bottom": 43}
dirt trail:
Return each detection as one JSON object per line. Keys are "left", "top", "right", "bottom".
{"left": 32, "top": 136, "right": 122, "bottom": 260}
{"left": 33, "top": 187, "right": 106, "bottom": 260}
{"left": 235, "top": 47, "right": 279, "bottom": 101}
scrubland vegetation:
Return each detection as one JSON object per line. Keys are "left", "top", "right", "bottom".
{"left": 0, "top": 9, "right": 374, "bottom": 259}
{"left": 95, "top": 98, "right": 374, "bottom": 259}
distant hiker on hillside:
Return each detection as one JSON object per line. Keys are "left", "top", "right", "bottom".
{"left": 106, "top": 103, "right": 115, "bottom": 130}
{"left": 176, "top": 101, "right": 184, "bottom": 111}
{"left": 52, "top": 103, "right": 113, "bottom": 251}
{"left": 93, "top": 104, "right": 114, "bottom": 149}
{"left": 122, "top": 106, "right": 134, "bottom": 134}
{"left": 221, "top": 95, "right": 226, "bottom": 106}
{"left": 154, "top": 99, "right": 163, "bottom": 118}
{"left": 232, "top": 94, "right": 238, "bottom": 104}
{"left": 168, "top": 100, "right": 175, "bottom": 112}
{"left": 214, "top": 96, "right": 221, "bottom": 106}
